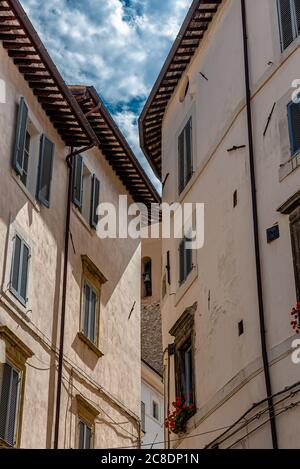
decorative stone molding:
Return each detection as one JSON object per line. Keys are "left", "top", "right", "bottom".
{"left": 76, "top": 394, "right": 100, "bottom": 425}
{"left": 0, "top": 326, "right": 33, "bottom": 368}
{"left": 81, "top": 255, "right": 107, "bottom": 287}
{"left": 169, "top": 302, "right": 197, "bottom": 348}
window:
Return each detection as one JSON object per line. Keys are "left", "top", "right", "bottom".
{"left": 79, "top": 256, "right": 107, "bottom": 353}
{"left": 12, "top": 97, "right": 55, "bottom": 207}
{"left": 82, "top": 281, "right": 98, "bottom": 344}
{"left": 0, "top": 363, "right": 20, "bottom": 446}
{"left": 142, "top": 258, "right": 152, "bottom": 298}
{"left": 76, "top": 394, "right": 98, "bottom": 449}
{"left": 290, "top": 207, "right": 300, "bottom": 299}
{"left": 0, "top": 326, "right": 33, "bottom": 448}
{"left": 277, "top": 0, "right": 300, "bottom": 51}
{"left": 10, "top": 234, "right": 30, "bottom": 306}
{"left": 177, "top": 338, "right": 194, "bottom": 406}
{"left": 170, "top": 304, "right": 196, "bottom": 415}
{"left": 141, "top": 401, "right": 146, "bottom": 432}
{"left": 288, "top": 100, "right": 300, "bottom": 156}
{"left": 152, "top": 400, "right": 159, "bottom": 421}
{"left": 72, "top": 155, "right": 100, "bottom": 229}
{"left": 178, "top": 117, "right": 193, "bottom": 194}
{"left": 179, "top": 238, "right": 193, "bottom": 285}
{"left": 78, "top": 420, "right": 92, "bottom": 449}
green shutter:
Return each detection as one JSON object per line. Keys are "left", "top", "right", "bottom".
{"left": 78, "top": 421, "right": 85, "bottom": 449}
{"left": 90, "top": 175, "right": 100, "bottom": 229}
{"left": 20, "top": 243, "right": 29, "bottom": 303}
{"left": 11, "top": 235, "right": 21, "bottom": 294}
{"left": 179, "top": 240, "right": 185, "bottom": 284}
{"left": 288, "top": 101, "right": 300, "bottom": 155}
{"left": 0, "top": 364, "right": 19, "bottom": 446}
{"left": 12, "top": 97, "right": 28, "bottom": 175}
{"left": 278, "top": 0, "right": 295, "bottom": 50}
{"left": 178, "top": 130, "right": 185, "bottom": 194}
{"left": 72, "top": 155, "right": 83, "bottom": 210}
{"left": 294, "top": 0, "right": 300, "bottom": 33}
{"left": 90, "top": 290, "right": 97, "bottom": 343}
{"left": 37, "top": 135, "right": 55, "bottom": 208}
{"left": 83, "top": 283, "right": 91, "bottom": 338}
{"left": 185, "top": 118, "right": 193, "bottom": 184}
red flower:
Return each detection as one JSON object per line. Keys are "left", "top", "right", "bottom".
{"left": 189, "top": 404, "right": 194, "bottom": 410}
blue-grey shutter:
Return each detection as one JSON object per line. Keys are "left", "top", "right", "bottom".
{"left": 78, "top": 421, "right": 84, "bottom": 449}
{"left": 11, "top": 235, "right": 21, "bottom": 294}
{"left": 37, "top": 135, "right": 55, "bottom": 208}
{"left": 12, "top": 97, "right": 28, "bottom": 176}
{"left": 178, "top": 130, "right": 185, "bottom": 194}
{"left": 72, "top": 155, "right": 83, "bottom": 210}
{"left": 294, "top": 0, "right": 300, "bottom": 32}
{"left": 179, "top": 240, "right": 185, "bottom": 284}
{"left": 90, "top": 175, "right": 100, "bottom": 229}
{"left": 185, "top": 239, "right": 192, "bottom": 277}
{"left": 90, "top": 290, "right": 97, "bottom": 343}
{"left": 83, "top": 283, "right": 91, "bottom": 338}
{"left": 278, "top": 0, "right": 295, "bottom": 50}
{"left": 20, "top": 243, "right": 29, "bottom": 303}
{"left": 288, "top": 101, "right": 300, "bottom": 155}
{"left": 185, "top": 118, "right": 193, "bottom": 183}
{"left": 0, "top": 364, "right": 19, "bottom": 446}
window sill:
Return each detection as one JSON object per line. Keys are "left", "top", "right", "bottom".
{"left": 77, "top": 332, "right": 104, "bottom": 359}
{"left": 12, "top": 172, "right": 40, "bottom": 212}
{"left": 0, "top": 290, "right": 31, "bottom": 323}
{"left": 279, "top": 153, "right": 300, "bottom": 181}
{"left": 175, "top": 266, "right": 198, "bottom": 306}
{"left": 72, "top": 206, "right": 94, "bottom": 234}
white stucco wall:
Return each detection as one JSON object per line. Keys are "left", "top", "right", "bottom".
{"left": 0, "top": 38, "right": 141, "bottom": 449}
{"left": 160, "top": 0, "right": 300, "bottom": 449}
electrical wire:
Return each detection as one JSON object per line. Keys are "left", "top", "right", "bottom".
{"left": 226, "top": 398, "right": 300, "bottom": 449}
{"left": 205, "top": 380, "right": 300, "bottom": 448}
{"left": 61, "top": 372, "right": 139, "bottom": 443}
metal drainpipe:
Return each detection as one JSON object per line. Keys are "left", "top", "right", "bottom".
{"left": 53, "top": 144, "right": 94, "bottom": 449}
{"left": 240, "top": 0, "right": 278, "bottom": 449}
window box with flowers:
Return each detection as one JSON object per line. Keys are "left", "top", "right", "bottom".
{"left": 290, "top": 301, "right": 300, "bottom": 334}
{"left": 165, "top": 393, "right": 195, "bottom": 434}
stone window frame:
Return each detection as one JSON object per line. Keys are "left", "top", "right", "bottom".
{"left": 169, "top": 303, "right": 197, "bottom": 414}
{"left": 0, "top": 326, "right": 33, "bottom": 448}
{"left": 75, "top": 394, "right": 99, "bottom": 449}
{"left": 78, "top": 255, "right": 107, "bottom": 358}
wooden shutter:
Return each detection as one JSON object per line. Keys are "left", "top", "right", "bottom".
{"left": 291, "top": 208, "right": 300, "bottom": 299}
{"left": 90, "top": 175, "right": 100, "bottom": 229}
{"left": 20, "top": 243, "right": 29, "bottom": 303}
{"left": 90, "top": 289, "right": 97, "bottom": 343}
{"left": 179, "top": 240, "right": 185, "bottom": 284}
{"left": 294, "top": 0, "right": 300, "bottom": 33}
{"left": 278, "top": 0, "right": 295, "bottom": 50}
{"left": 83, "top": 283, "right": 91, "bottom": 338}
{"left": 178, "top": 130, "right": 185, "bottom": 194}
{"left": 12, "top": 97, "right": 28, "bottom": 176}
{"left": 185, "top": 118, "right": 193, "bottom": 183}
{"left": 85, "top": 425, "right": 92, "bottom": 449}
{"left": 11, "top": 235, "right": 22, "bottom": 294}
{"left": 185, "top": 239, "right": 193, "bottom": 277}
{"left": 288, "top": 101, "right": 300, "bottom": 155}
{"left": 37, "top": 135, "right": 55, "bottom": 208}
{"left": 0, "top": 364, "right": 19, "bottom": 446}
{"left": 72, "top": 155, "right": 83, "bottom": 209}
{"left": 141, "top": 402, "right": 146, "bottom": 432}
{"left": 78, "top": 421, "right": 84, "bottom": 449}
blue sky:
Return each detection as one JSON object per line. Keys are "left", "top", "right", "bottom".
{"left": 20, "top": 0, "right": 191, "bottom": 189}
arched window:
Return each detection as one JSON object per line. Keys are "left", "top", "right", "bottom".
{"left": 142, "top": 257, "right": 152, "bottom": 298}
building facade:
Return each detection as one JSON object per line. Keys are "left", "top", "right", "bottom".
{"left": 141, "top": 238, "right": 164, "bottom": 450}
{"left": 0, "top": 0, "right": 159, "bottom": 449}
{"left": 140, "top": 0, "right": 300, "bottom": 449}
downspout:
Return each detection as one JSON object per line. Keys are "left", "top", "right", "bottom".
{"left": 54, "top": 143, "right": 95, "bottom": 449}
{"left": 240, "top": 0, "right": 278, "bottom": 449}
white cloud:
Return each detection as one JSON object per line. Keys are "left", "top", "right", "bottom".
{"left": 20, "top": 0, "right": 191, "bottom": 187}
